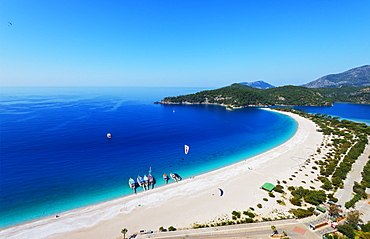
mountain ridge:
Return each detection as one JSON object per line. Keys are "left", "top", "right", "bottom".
{"left": 305, "top": 65, "right": 370, "bottom": 88}
{"left": 239, "top": 81, "right": 275, "bottom": 89}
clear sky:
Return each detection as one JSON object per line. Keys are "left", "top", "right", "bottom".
{"left": 1, "top": 0, "right": 369, "bottom": 88}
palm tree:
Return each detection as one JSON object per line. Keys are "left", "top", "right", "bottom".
{"left": 121, "top": 228, "right": 128, "bottom": 239}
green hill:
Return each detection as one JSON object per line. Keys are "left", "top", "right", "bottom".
{"left": 161, "top": 84, "right": 344, "bottom": 108}
{"left": 160, "top": 83, "right": 370, "bottom": 109}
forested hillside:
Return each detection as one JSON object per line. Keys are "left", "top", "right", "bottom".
{"left": 160, "top": 83, "right": 369, "bottom": 109}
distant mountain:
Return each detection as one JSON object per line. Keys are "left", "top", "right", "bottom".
{"left": 239, "top": 81, "right": 275, "bottom": 89}
{"left": 305, "top": 65, "right": 370, "bottom": 88}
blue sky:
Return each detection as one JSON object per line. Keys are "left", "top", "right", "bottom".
{"left": 1, "top": 0, "right": 369, "bottom": 87}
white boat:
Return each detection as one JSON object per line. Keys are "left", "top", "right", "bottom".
{"left": 184, "top": 145, "right": 189, "bottom": 154}
{"left": 106, "top": 133, "right": 112, "bottom": 139}
{"left": 170, "top": 173, "right": 182, "bottom": 182}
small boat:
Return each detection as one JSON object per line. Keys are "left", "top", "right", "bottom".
{"left": 129, "top": 178, "right": 137, "bottom": 193}
{"left": 106, "top": 133, "right": 112, "bottom": 139}
{"left": 143, "top": 175, "right": 149, "bottom": 190}
{"left": 137, "top": 176, "right": 146, "bottom": 190}
{"left": 147, "top": 167, "right": 155, "bottom": 189}
{"left": 184, "top": 145, "right": 189, "bottom": 154}
{"left": 163, "top": 174, "right": 169, "bottom": 184}
{"left": 147, "top": 174, "right": 155, "bottom": 189}
{"left": 170, "top": 173, "right": 182, "bottom": 182}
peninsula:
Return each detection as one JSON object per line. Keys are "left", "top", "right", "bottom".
{"left": 160, "top": 83, "right": 370, "bottom": 110}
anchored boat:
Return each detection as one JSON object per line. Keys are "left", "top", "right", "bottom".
{"left": 163, "top": 174, "right": 169, "bottom": 184}
{"left": 129, "top": 178, "right": 137, "bottom": 193}
{"left": 137, "top": 176, "right": 146, "bottom": 190}
{"left": 147, "top": 167, "right": 155, "bottom": 189}
{"left": 170, "top": 173, "right": 182, "bottom": 182}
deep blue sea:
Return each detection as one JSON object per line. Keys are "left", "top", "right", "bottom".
{"left": 1, "top": 87, "right": 368, "bottom": 229}
{"left": 294, "top": 103, "right": 370, "bottom": 125}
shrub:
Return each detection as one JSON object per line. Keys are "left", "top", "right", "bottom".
{"left": 268, "top": 192, "right": 275, "bottom": 198}
{"left": 274, "top": 185, "right": 284, "bottom": 193}
{"left": 337, "top": 224, "right": 355, "bottom": 239}
{"left": 159, "top": 226, "right": 164, "bottom": 231}
{"left": 257, "top": 203, "right": 262, "bottom": 208}
{"left": 243, "top": 211, "right": 255, "bottom": 218}
{"left": 263, "top": 198, "right": 268, "bottom": 201}
{"left": 327, "top": 193, "right": 338, "bottom": 203}
{"left": 290, "top": 197, "right": 302, "bottom": 206}
{"left": 231, "top": 211, "right": 241, "bottom": 218}
{"left": 304, "top": 190, "right": 326, "bottom": 205}
{"left": 345, "top": 194, "right": 362, "bottom": 209}
{"left": 361, "top": 222, "right": 370, "bottom": 232}
{"left": 290, "top": 208, "right": 313, "bottom": 218}
{"left": 168, "top": 226, "right": 176, "bottom": 231}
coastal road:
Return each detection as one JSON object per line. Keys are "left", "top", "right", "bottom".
{"left": 136, "top": 220, "right": 321, "bottom": 239}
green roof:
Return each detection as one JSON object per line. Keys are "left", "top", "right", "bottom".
{"left": 261, "top": 183, "right": 275, "bottom": 191}
{"left": 316, "top": 206, "right": 326, "bottom": 213}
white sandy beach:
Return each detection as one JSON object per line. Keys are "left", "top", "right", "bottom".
{"left": 0, "top": 109, "right": 324, "bottom": 239}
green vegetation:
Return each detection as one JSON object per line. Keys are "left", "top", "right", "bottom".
{"left": 243, "top": 211, "right": 255, "bottom": 218}
{"left": 315, "top": 86, "right": 370, "bottom": 103}
{"left": 274, "top": 185, "right": 284, "bottom": 193}
{"left": 327, "top": 193, "right": 338, "bottom": 203}
{"left": 161, "top": 83, "right": 370, "bottom": 109}
{"left": 289, "top": 197, "right": 301, "bottom": 206}
{"left": 121, "top": 228, "right": 128, "bottom": 239}
{"left": 231, "top": 210, "right": 241, "bottom": 220}
{"left": 361, "top": 222, "right": 370, "bottom": 232}
{"left": 289, "top": 208, "right": 313, "bottom": 218}
{"left": 289, "top": 186, "right": 326, "bottom": 206}
{"left": 337, "top": 224, "right": 356, "bottom": 238}
{"left": 361, "top": 159, "right": 370, "bottom": 188}
{"left": 168, "top": 226, "right": 176, "bottom": 231}
{"left": 192, "top": 209, "right": 258, "bottom": 229}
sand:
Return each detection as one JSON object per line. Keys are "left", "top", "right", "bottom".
{"left": 0, "top": 109, "right": 324, "bottom": 239}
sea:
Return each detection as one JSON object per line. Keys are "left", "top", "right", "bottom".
{"left": 0, "top": 87, "right": 369, "bottom": 229}
{"left": 294, "top": 103, "right": 370, "bottom": 126}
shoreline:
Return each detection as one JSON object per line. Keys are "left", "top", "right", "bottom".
{"left": 0, "top": 109, "right": 324, "bottom": 239}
